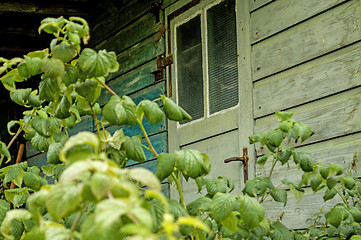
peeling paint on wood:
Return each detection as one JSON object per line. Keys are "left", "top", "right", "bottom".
{"left": 252, "top": 0, "right": 361, "bottom": 80}
{"left": 251, "top": 0, "right": 346, "bottom": 43}
{"left": 254, "top": 42, "right": 361, "bottom": 118}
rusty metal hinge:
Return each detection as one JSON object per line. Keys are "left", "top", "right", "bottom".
{"left": 151, "top": 54, "right": 174, "bottom": 81}
{"left": 224, "top": 147, "right": 249, "bottom": 183}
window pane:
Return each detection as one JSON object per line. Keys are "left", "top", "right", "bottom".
{"left": 207, "top": 0, "right": 238, "bottom": 114}
{"left": 176, "top": 15, "right": 204, "bottom": 122}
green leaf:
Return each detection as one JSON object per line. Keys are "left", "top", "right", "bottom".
{"left": 279, "top": 119, "right": 294, "bottom": 133}
{"left": 0, "top": 69, "right": 22, "bottom": 91}
{"left": 239, "top": 195, "right": 265, "bottom": 231}
{"left": 320, "top": 167, "right": 330, "bottom": 179}
{"left": 90, "top": 172, "right": 112, "bottom": 200}
{"left": 10, "top": 88, "right": 32, "bottom": 106}
{"left": 78, "top": 48, "right": 118, "bottom": 77}
{"left": 31, "top": 116, "right": 60, "bottom": 137}
{"left": 293, "top": 151, "right": 311, "bottom": 165}
{"left": 75, "top": 79, "right": 101, "bottom": 103}
{"left": 300, "top": 157, "right": 313, "bottom": 172}
{"left": 256, "top": 152, "right": 272, "bottom": 166}
{"left": 47, "top": 141, "right": 65, "bottom": 164}
{"left": 275, "top": 111, "right": 294, "bottom": 121}
{"left": 187, "top": 197, "right": 212, "bottom": 216}
{"left": 28, "top": 93, "right": 42, "bottom": 107}
{"left": 128, "top": 168, "right": 161, "bottom": 191}
{"left": 109, "top": 129, "right": 125, "bottom": 150}
{"left": 155, "top": 153, "right": 175, "bottom": 181}
{"left": 323, "top": 188, "right": 337, "bottom": 202}
{"left": 325, "top": 204, "right": 349, "bottom": 227}
{"left": 210, "top": 193, "right": 235, "bottom": 222}
{"left": 331, "top": 163, "right": 344, "bottom": 176}
{"left": 59, "top": 132, "right": 99, "bottom": 162}
{"left": 23, "top": 172, "right": 41, "bottom": 191}
{"left": 270, "top": 222, "right": 294, "bottom": 240}
{"left": 269, "top": 188, "right": 287, "bottom": 206}
{"left": 218, "top": 176, "right": 235, "bottom": 193}
{"left": 4, "top": 168, "right": 22, "bottom": 186}
{"left": 169, "top": 199, "right": 188, "bottom": 219}
{"left": 221, "top": 212, "right": 238, "bottom": 233}
{"left": 265, "top": 130, "right": 284, "bottom": 152}
{"left": 61, "top": 64, "right": 79, "bottom": 86}
{"left": 41, "top": 58, "right": 65, "bottom": 78}
{"left": 46, "top": 183, "right": 83, "bottom": 220}
{"left": 94, "top": 199, "right": 128, "bottom": 234}
{"left": 44, "top": 224, "right": 72, "bottom": 240}
{"left": 0, "top": 209, "right": 31, "bottom": 237}
{"left": 52, "top": 42, "right": 77, "bottom": 63}
{"left": 310, "top": 177, "right": 321, "bottom": 192}
{"left": 293, "top": 122, "right": 314, "bottom": 142}
{"left": 138, "top": 100, "right": 164, "bottom": 125}
{"left": 342, "top": 176, "right": 355, "bottom": 190}
{"left": 279, "top": 149, "right": 292, "bottom": 165}
{"left": 122, "top": 136, "right": 146, "bottom": 163}
{"left": 175, "top": 150, "right": 210, "bottom": 180}
{"left": 4, "top": 188, "right": 29, "bottom": 208}
{"left": 327, "top": 177, "right": 338, "bottom": 189}
{"left": 103, "top": 96, "right": 137, "bottom": 126}
{"left": 39, "top": 76, "right": 60, "bottom": 101}
{"left": 249, "top": 133, "right": 265, "bottom": 145}
{"left": 205, "top": 179, "right": 227, "bottom": 196}
{"left": 0, "top": 141, "right": 11, "bottom": 164}
{"left": 55, "top": 94, "right": 71, "bottom": 119}
{"left": 350, "top": 235, "right": 361, "bottom": 240}
{"left": 27, "top": 57, "right": 43, "bottom": 75}
{"left": 349, "top": 207, "right": 361, "bottom": 223}
{"left": 31, "top": 133, "right": 49, "bottom": 152}
{"left": 161, "top": 95, "right": 192, "bottom": 122}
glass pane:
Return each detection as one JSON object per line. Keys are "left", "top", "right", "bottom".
{"left": 207, "top": 0, "right": 238, "bottom": 114}
{"left": 176, "top": 15, "right": 204, "bottom": 122}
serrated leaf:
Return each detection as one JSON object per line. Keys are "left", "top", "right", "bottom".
{"left": 279, "top": 119, "right": 294, "bottom": 133}
{"left": 293, "top": 122, "right": 314, "bottom": 142}
{"left": 109, "top": 129, "right": 125, "bottom": 150}
{"left": 31, "top": 116, "right": 60, "bottom": 137}
{"left": 342, "top": 176, "right": 355, "bottom": 190}
{"left": 90, "top": 172, "right": 112, "bottom": 200}
{"left": 327, "top": 177, "right": 338, "bottom": 189}
{"left": 205, "top": 179, "right": 227, "bottom": 196}
{"left": 41, "top": 58, "right": 64, "bottom": 78}
{"left": 55, "top": 94, "right": 71, "bottom": 119}
{"left": 175, "top": 150, "right": 210, "bottom": 179}
{"left": 239, "top": 195, "right": 265, "bottom": 231}
{"left": 331, "top": 163, "right": 344, "bottom": 176}
{"left": 61, "top": 64, "right": 79, "bottom": 86}
{"left": 161, "top": 95, "right": 191, "bottom": 122}
{"left": 269, "top": 188, "right": 287, "bottom": 206}
{"left": 0, "top": 141, "right": 11, "bottom": 164}
{"left": 138, "top": 100, "right": 164, "bottom": 125}
{"left": 279, "top": 149, "right": 292, "bottom": 165}
{"left": 265, "top": 130, "right": 284, "bottom": 152}
{"left": 47, "top": 141, "right": 65, "bottom": 164}
{"left": 350, "top": 207, "right": 361, "bottom": 223}
{"left": 46, "top": 183, "right": 83, "bottom": 220}
{"left": 39, "top": 76, "right": 60, "bottom": 101}
{"left": 4, "top": 188, "right": 29, "bottom": 208}
{"left": 210, "top": 193, "right": 235, "bottom": 222}
{"left": 221, "top": 212, "right": 238, "bottom": 233}
{"left": 23, "top": 172, "right": 41, "bottom": 191}
{"left": 249, "top": 133, "right": 265, "bottom": 144}
{"left": 75, "top": 79, "right": 101, "bottom": 103}
{"left": 94, "top": 199, "right": 128, "bottom": 233}
{"left": 0, "top": 69, "right": 22, "bottom": 91}
{"left": 293, "top": 151, "right": 311, "bottom": 165}
{"left": 310, "top": 177, "right": 321, "bottom": 192}
{"left": 187, "top": 197, "right": 212, "bottom": 216}
{"left": 325, "top": 205, "right": 349, "bottom": 227}
{"left": 320, "top": 167, "right": 330, "bottom": 179}
{"left": 122, "top": 136, "right": 146, "bottom": 163}
{"left": 323, "top": 188, "right": 337, "bottom": 202}
{"left": 103, "top": 95, "right": 137, "bottom": 126}
{"left": 52, "top": 42, "right": 77, "bottom": 63}
{"left": 256, "top": 152, "right": 272, "bottom": 166}
{"left": 155, "top": 153, "right": 175, "bottom": 181}
{"left": 0, "top": 209, "right": 31, "bottom": 237}
{"left": 59, "top": 132, "right": 99, "bottom": 162}
{"left": 275, "top": 111, "right": 294, "bottom": 122}
{"left": 31, "top": 133, "right": 49, "bottom": 152}
{"left": 10, "top": 88, "right": 32, "bottom": 106}
{"left": 78, "top": 48, "right": 118, "bottom": 77}
{"left": 128, "top": 168, "right": 161, "bottom": 191}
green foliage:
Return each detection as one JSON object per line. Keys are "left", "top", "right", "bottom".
{"left": 0, "top": 16, "right": 360, "bottom": 240}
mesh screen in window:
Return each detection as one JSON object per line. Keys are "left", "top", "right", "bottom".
{"left": 176, "top": 15, "right": 204, "bottom": 121}
{"left": 207, "top": 0, "right": 238, "bottom": 114}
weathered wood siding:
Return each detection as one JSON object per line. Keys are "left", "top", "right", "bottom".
{"left": 25, "top": 0, "right": 169, "bottom": 192}
{"left": 251, "top": 0, "right": 361, "bottom": 228}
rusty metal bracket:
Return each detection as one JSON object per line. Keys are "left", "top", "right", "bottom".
{"left": 224, "top": 147, "right": 249, "bottom": 183}
{"left": 151, "top": 54, "right": 174, "bottom": 81}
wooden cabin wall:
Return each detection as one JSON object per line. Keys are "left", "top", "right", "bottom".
{"left": 25, "top": 0, "right": 169, "bottom": 194}
{"left": 251, "top": 0, "right": 361, "bottom": 229}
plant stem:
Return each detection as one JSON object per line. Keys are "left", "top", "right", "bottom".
{"left": 136, "top": 119, "right": 158, "bottom": 157}
{"left": 334, "top": 187, "right": 350, "bottom": 208}
{"left": 7, "top": 125, "right": 25, "bottom": 149}
{"left": 71, "top": 203, "right": 88, "bottom": 232}
{"left": 268, "top": 151, "right": 279, "bottom": 178}
{"left": 96, "top": 77, "right": 118, "bottom": 97}
{"left": 172, "top": 172, "right": 186, "bottom": 209}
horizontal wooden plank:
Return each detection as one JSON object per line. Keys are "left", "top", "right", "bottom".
{"left": 27, "top": 152, "right": 47, "bottom": 167}
{"left": 252, "top": 0, "right": 361, "bottom": 80}
{"left": 96, "top": 13, "right": 161, "bottom": 55}
{"left": 249, "top": 0, "right": 274, "bottom": 12}
{"left": 128, "top": 159, "right": 157, "bottom": 173}
{"left": 251, "top": 0, "right": 346, "bottom": 43}
{"left": 67, "top": 115, "right": 94, "bottom": 137}
{"left": 106, "top": 37, "right": 165, "bottom": 80}
{"left": 254, "top": 42, "right": 361, "bottom": 118}
{"left": 263, "top": 188, "right": 342, "bottom": 229}
{"left": 99, "top": 60, "right": 158, "bottom": 106}
{"left": 255, "top": 87, "right": 361, "bottom": 153}
{"left": 91, "top": 0, "right": 156, "bottom": 45}
{"left": 256, "top": 132, "right": 361, "bottom": 186}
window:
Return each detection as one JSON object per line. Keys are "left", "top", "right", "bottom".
{"left": 174, "top": 0, "right": 238, "bottom": 124}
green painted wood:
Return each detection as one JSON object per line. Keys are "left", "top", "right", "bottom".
{"left": 254, "top": 42, "right": 361, "bottom": 118}
{"left": 252, "top": 0, "right": 361, "bottom": 80}
{"left": 99, "top": 60, "right": 158, "bottom": 106}
{"left": 27, "top": 152, "right": 47, "bottom": 168}
{"left": 255, "top": 87, "right": 361, "bottom": 154}
{"left": 162, "top": 0, "right": 180, "bottom": 9}
{"left": 106, "top": 37, "right": 164, "bottom": 80}
{"left": 67, "top": 115, "right": 94, "bottom": 136}
{"left": 249, "top": 0, "right": 274, "bottom": 12}
{"left": 96, "top": 13, "right": 161, "bottom": 55}
{"left": 251, "top": 0, "right": 346, "bottom": 43}
{"left": 91, "top": 0, "right": 156, "bottom": 45}
{"left": 128, "top": 159, "right": 157, "bottom": 173}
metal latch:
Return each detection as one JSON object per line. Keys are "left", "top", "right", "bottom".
{"left": 151, "top": 54, "right": 174, "bottom": 81}
{"left": 224, "top": 147, "right": 249, "bottom": 183}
